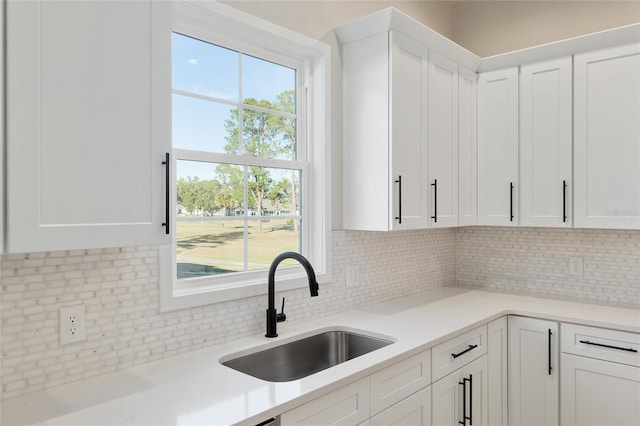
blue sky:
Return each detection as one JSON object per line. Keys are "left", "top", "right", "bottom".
{"left": 172, "top": 33, "right": 296, "bottom": 181}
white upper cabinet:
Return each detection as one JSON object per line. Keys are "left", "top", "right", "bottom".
{"left": 338, "top": 8, "right": 481, "bottom": 231}
{"left": 574, "top": 43, "right": 640, "bottom": 229}
{"left": 342, "top": 30, "right": 429, "bottom": 231}
{"left": 6, "top": 0, "right": 171, "bottom": 252}
{"left": 428, "top": 52, "right": 459, "bottom": 228}
{"left": 478, "top": 67, "right": 519, "bottom": 226}
{"left": 519, "top": 57, "right": 573, "bottom": 227}
{"left": 458, "top": 68, "right": 478, "bottom": 227}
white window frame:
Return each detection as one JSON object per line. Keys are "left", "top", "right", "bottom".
{"left": 160, "top": 0, "right": 331, "bottom": 311}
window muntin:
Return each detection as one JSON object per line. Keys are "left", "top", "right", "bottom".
{"left": 172, "top": 32, "right": 305, "bottom": 286}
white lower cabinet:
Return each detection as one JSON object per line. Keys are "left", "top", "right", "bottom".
{"left": 487, "top": 317, "right": 508, "bottom": 426}
{"left": 280, "top": 378, "right": 370, "bottom": 425}
{"left": 508, "top": 316, "right": 559, "bottom": 426}
{"left": 560, "top": 323, "right": 640, "bottom": 426}
{"left": 371, "top": 386, "right": 431, "bottom": 426}
{"left": 432, "top": 355, "right": 489, "bottom": 426}
{"left": 561, "top": 354, "right": 640, "bottom": 426}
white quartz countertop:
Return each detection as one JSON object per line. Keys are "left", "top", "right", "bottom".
{"left": 3, "top": 288, "right": 639, "bottom": 426}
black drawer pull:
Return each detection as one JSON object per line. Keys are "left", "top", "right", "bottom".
{"left": 452, "top": 344, "right": 478, "bottom": 359}
{"left": 579, "top": 340, "right": 638, "bottom": 353}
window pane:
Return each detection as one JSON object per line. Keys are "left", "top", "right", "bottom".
{"left": 242, "top": 54, "right": 295, "bottom": 112}
{"left": 248, "top": 220, "right": 300, "bottom": 271}
{"left": 176, "top": 160, "right": 245, "bottom": 217}
{"left": 173, "top": 95, "right": 237, "bottom": 153}
{"left": 241, "top": 107, "right": 296, "bottom": 160}
{"left": 247, "top": 167, "right": 301, "bottom": 216}
{"left": 172, "top": 33, "right": 238, "bottom": 101}
{"left": 176, "top": 220, "right": 245, "bottom": 279}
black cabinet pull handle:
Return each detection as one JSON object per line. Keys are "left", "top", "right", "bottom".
{"left": 458, "top": 377, "right": 467, "bottom": 425}
{"left": 162, "top": 152, "right": 170, "bottom": 235}
{"left": 395, "top": 176, "right": 402, "bottom": 224}
{"left": 579, "top": 340, "right": 638, "bottom": 353}
{"left": 459, "top": 376, "right": 472, "bottom": 425}
{"left": 562, "top": 180, "right": 567, "bottom": 222}
{"left": 510, "top": 182, "right": 514, "bottom": 222}
{"left": 469, "top": 373, "right": 473, "bottom": 426}
{"left": 452, "top": 344, "right": 478, "bottom": 359}
{"left": 548, "top": 329, "right": 553, "bottom": 375}
{"left": 431, "top": 179, "right": 438, "bottom": 222}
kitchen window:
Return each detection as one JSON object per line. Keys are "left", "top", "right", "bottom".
{"left": 160, "top": 1, "right": 331, "bottom": 311}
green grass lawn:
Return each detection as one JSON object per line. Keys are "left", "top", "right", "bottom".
{"left": 176, "top": 219, "right": 299, "bottom": 279}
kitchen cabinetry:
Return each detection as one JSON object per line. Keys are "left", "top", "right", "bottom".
{"left": 574, "top": 43, "right": 640, "bottom": 229}
{"left": 432, "top": 355, "right": 488, "bottom": 426}
{"left": 370, "top": 350, "right": 431, "bottom": 416}
{"left": 431, "top": 325, "right": 488, "bottom": 425}
{"left": 428, "top": 52, "right": 459, "bottom": 228}
{"left": 458, "top": 68, "right": 478, "bottom": 226}
{"left": 519, "top": 57, "right": 573, "bottom": 227}
{"left": 487, "top": 317, "right": 508, "bottom": 426}
{"left": 0, "top": 0, "right": 4, "bottom": 255}
{"left": 280, "top": 377, "right": 370, "bottom": 425}
{"left": 342, "top": 30, "right": 429, "bottom": 231}
{"left": 560, "top": 324, "right": 640, "bottom": 426}
{"left": 370, "top": 386, "right": 431, "bottom": 426}
{"left": 5, "top": 0, "right": 171, "bottom": 252}
{"left": 283, "top": 350, "right": 431, "bottom": 425}
{"left": 478, "top": 67, "right": 519, "bottom": 226}
{"left": 508, "top": 316, "right": 559, "bottom": 426}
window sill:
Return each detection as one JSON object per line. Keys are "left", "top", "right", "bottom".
{"left": 159, "top": 245, "right": 332, "bottom": 312}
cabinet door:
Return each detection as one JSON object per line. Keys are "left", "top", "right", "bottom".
{"left": 574, "top": 43, "right": 640, "bottom": 229}
{"left": 487, "top": 317, "right": 508, "bottom": 426}
{"left": 428, "top": 52, "right": 458, "bottom": 228}
{"left": 389, "top": 31, "right": 430, "bottom": 230}
{"left": 458, "top": 67, "right": 477, "bottom": 226}
{"left": 561, "top": 354, "right": 640, "bottom": 426}
{"left": 281, "top": 378, "right": 370, "bottom": 425}
{"left": 508, "top": 316, "right": 559, "bottom": 426}
{"left": 478, "top": 67, "right": 519, "bottom": 226}
{"left": 432, "top": 355, "right": 488, "bottom": 426}
{"left": 6, "top": 0, "right": 171, "bottom": 252}
{"left": 520, "top": 57, "right": 572, "bottom": 227}
{"left": 343, "top": 31, "right": 390, "bottom": 231}
{"left": 370, "top": 386, "right": 431, "bottom": 426}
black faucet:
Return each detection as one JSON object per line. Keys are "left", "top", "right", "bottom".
{"left": 266, "top": 252, "right": 319, "bottom": 338}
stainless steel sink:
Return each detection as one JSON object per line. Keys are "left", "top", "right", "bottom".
{"left": 221, "top": 329, "right": 394, "bottom": 382}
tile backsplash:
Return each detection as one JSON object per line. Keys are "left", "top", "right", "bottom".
{"left": 456, "top": 227, "right": 640, "bottom": 308}
{"left": 2, "top": 226, "right": 638, "bottom": 400}
{"left": 1, "top": 229, "right": 455, "bottom": 399}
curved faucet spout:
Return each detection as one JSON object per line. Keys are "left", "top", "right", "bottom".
{"left": 266, "top": 252, "right": 319, "bottom": 338}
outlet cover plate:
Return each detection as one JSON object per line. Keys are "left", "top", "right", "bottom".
{"left": 569, "top": 257, "right": 584, "bottom": 276}
{"left": 59, "top": 304, "right": 86, "bottom": 345}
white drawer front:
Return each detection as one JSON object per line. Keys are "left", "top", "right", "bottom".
{"left": 561, "top": 323, "right": 639, "bottom": 367}
{"left": 370, "top": 350, "right": 431, "bottom": 416}
{"left": 432, "top": 325, "right": 487, "bottom": 381}
{"left": 281, "top": 378, "right": 370, "bottom": 426}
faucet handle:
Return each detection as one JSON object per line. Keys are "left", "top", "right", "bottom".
{"left": 276, "top": 297, "right": 286, "bottom": 323}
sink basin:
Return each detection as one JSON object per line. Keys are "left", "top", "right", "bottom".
{"left": 221, "top": 329, "right": 394, "bottom": 382}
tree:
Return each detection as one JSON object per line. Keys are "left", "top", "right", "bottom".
{"left": 222, "top": 97, "right": 294, "bottom": 231}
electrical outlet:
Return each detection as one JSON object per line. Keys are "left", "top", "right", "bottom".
{"left": 569, "top": 257, "right": 584, "bottom": 276}
{"left": 346, "top": 265, "right": 360, "bottom": 288}
{"left": 59, "top": 304, "right": 86, "bottom": 345}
